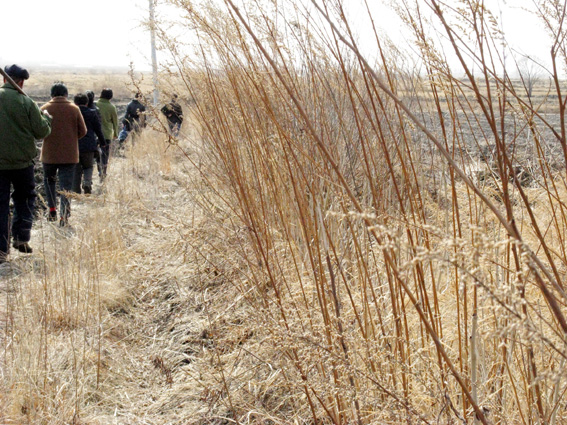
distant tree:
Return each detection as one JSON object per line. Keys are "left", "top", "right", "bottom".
{"left": 517, "top": 56, "right": 543, "bottom": 98}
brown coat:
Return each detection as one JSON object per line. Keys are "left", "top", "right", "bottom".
{"left": 40, "top": 97, "right": 87, "bottom": 164}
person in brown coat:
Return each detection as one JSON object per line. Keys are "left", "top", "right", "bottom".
{"left": 40, "top": 83, "right": 87, "bottom": 226}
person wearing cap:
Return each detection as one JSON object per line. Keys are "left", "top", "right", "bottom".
{"left": 0, "top": 64, "right": 52, "bottom": 261}
{"left": 40, "top": 83, "right": 87, "bottom": 226}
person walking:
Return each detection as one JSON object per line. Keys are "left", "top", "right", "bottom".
{"left": 0, "top": 64, "right": 51, "bottom": 261}
{"left": 87, "top": 90, "right": 103, "bottom": 177}
{"left": 86, "top": 90, "right": 99, "bottom": 113}
{"left": 160, "top": 94, "right": 183, "bottom": 136}
{"left": 41, "top": 83, "right": 87, "bottom": 226}
{"left": 73, "top": 93, "right": 105, "bottom": 195}
{"left": 124, "top": 92, "right": 146, "bottom": 142}
{"left": 95, "top": 88, "right": 118, "bottom": 180}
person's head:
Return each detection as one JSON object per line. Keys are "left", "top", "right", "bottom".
{"left": 100, "top": 88, "right": 113, "bottom": 100}
{"left": 86, "top": 90, "right": 95, "bottom": 107}
{"left": 50, "top": 82, "right": 68, "bottom": 98}
{"left": 134, "top": 92, "right": 142, "bottom": 99}
{"left": 74, "top": 93, "right": 89, "bottom": 106}
{"left": 3, "top": 64, "right": 29, "bottom": 88}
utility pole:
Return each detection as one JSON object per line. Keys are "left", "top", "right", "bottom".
{"left": 149, "top": 0, "right": 159, "bottom": 106}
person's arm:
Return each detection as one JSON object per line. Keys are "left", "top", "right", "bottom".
{"left": 77, "top": 109, "right": 87, "bottom": 139}
{"left": 174, "top": 103, "right": 183, "bottom": 121}
{"left": 93, "top": 114, "right": 106, "bottom": 146}
{"left": 122, "top": 117, "right": 131, "bottom": 131}
{"left": 29, "top": 101, "right": 52, "bottom": 139}
{"left": 125, "top": 102, "right": 134, "bottom": 121}
{"left": 111, "top": 105, "right": 119, "bottom": 139}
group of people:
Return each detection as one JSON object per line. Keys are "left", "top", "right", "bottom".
{"left": 119, "top": 92, "right": 182, "bottom": 142}
{"left": 0, "top": 63, "right": 184, "bottom": 263}
{"left": 41, "top": 82, "right": 124, "bottom": 226}
{"left": 0, "top": 64, "right": 148, "bottom": 262}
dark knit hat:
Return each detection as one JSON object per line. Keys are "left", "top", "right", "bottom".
{"left": 4, "top": 64, "right": 30, "bottom": 80}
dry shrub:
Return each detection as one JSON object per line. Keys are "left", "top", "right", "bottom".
{"left": 145, "top": 0, "right": 567, "bottom": 424}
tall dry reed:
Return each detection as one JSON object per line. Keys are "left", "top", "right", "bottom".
{"left": 151, "top": 0, "right": 567, "bottom": 423}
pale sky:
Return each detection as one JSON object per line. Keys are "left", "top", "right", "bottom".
{"left": 356, "top": 0, "right": 556, "bottom": 76}
{"left": 1, "top": 0, "right": 151, "bottom": 70}
{"left": 0, "top": 0, "right": 556, "bottom": 75}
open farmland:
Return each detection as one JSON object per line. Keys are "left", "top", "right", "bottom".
{"left": 22, "top": 69, "right": 150, "bottom": 114}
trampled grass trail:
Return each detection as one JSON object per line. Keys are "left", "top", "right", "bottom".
{"left": 0, "top": 124, "right": 246, "bottom": 424}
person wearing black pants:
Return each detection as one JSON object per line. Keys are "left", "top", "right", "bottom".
{"left": 40, "top": 83, "right": 87, "bottom": 226}
{"left": 0, "top": 64, "right": 51, "bottom": 261}
{"left": 99, "top": 139, "right": 110, "bottom": 180}
{"left": 0, "top": 167, "right": 37, "bottom": 258}
{"left": 96, "top": 89, "right": 119, "bottom": 181}
{"left": 73, "top": 93, "right": 105, "bottom": 194}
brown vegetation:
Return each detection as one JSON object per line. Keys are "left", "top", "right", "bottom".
{"left": 4, "top": 0, "right": 567, "bottom": 424}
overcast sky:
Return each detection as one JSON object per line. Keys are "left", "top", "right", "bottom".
{"left": 0, "top": 0, "right": 556, "bottom": 75}
{"left": 355, "top": 0, "right": 555, "bottom": 76}
{"left": 0, "top": 0, "right": 151, "bottom": 70}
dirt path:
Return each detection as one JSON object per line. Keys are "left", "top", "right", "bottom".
{"left": 87, "top": 136, "right": 223, "bottom": 423}
{"left": 91, "top": 163, "right": 213, "bottom": 423}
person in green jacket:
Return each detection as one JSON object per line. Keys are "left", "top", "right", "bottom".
{"left": 95, "top": 88, "right": 118, "bottom": 180}
{"left": 0, "top": 64, "right": 51, "bottom": 261}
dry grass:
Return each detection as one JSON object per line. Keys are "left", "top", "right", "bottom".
{"left": 0, "top": 117, "right": 238, "bottom": 423}
{"left": 145, "top": 0, "right": 567, "bottom": 424}
{"left": 5, "top": 0, "right": 567, "bottom": 424}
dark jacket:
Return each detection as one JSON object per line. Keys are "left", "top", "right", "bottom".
{"left": 78, "top": 106, "right": 105, "bottom": 152}
{"left": 0, "top": 83, "right": 51, "bottom": 169}
{"left": 161, "top": 101, "right": 183, "bottom": 124}
{"left": 124, "top": 99, "right": 146, "bottom": 131}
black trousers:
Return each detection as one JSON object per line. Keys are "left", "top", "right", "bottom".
{"left": 72, "top": 152, "right": 95, "bottom": 193}
{"left": 0, "top": 165, "right": 36, "bottom": 255}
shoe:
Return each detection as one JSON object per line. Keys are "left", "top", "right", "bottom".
{"left": 13, "top": 240, "right": 33, "bottom": 254}
{"left": 83, "top": 185, "right": 92, "bottom": 195}
{"left": 60, "top": 217, "right": 69, "bottom": 227}
{"left": 47, "top": 210, "right": 57, "bottom": 222}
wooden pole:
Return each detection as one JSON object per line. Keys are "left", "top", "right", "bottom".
{"left": 149, "top": 0, "right": 159, "bottom": 107}
{"left": 0, "top": 67, "right": 28, "bottom": 96}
